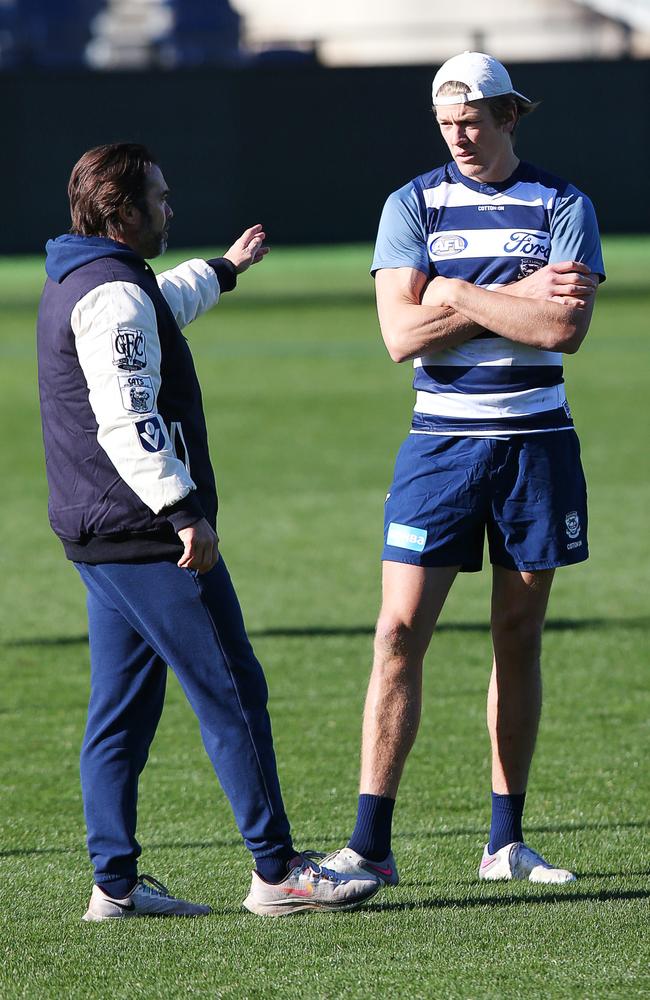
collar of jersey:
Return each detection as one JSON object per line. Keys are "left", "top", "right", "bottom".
{"left": 448, "top": 160, "right": 527, "bottom": 196}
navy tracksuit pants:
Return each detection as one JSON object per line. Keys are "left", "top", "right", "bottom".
{"left": 75, "top": 557, "right": 292, "bottom": 885}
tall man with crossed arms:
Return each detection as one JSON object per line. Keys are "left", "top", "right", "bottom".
{"left": 322, "top": 52, "right": 604, "bottom": 886}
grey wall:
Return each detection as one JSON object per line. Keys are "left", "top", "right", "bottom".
{"left": 3, "top": 58, "right": 649, "bottom": 253}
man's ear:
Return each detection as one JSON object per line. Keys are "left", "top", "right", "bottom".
{"left": 116, "top": 201, "right": 141, "bottom": 227}
{"left": 504, "top": 109, "right": 517, "bottom": 135}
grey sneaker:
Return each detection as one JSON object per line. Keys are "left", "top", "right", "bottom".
{"left": 479, "top": 843, "right": 576, "bottom": 884}
{"left": 316, "top": 847, "right": 400, "bottom": 887}
{"left": 242, "top": 855, "right": 380, "bottom": 916}
{"left": 82, "top": 874, "right": 212, "bottom": 921}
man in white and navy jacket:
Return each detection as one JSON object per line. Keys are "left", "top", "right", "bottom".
{"left": 37, "top": 143, "right": 378, "bottom": 921}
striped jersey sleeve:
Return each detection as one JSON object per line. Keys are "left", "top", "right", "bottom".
{"left": 371, "top": 181, "right": 431, "bottom": 277}
{"left": 548, "top": 189, "right": 605, "bottom": 280}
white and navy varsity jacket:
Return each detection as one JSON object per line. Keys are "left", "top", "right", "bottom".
{"left": 37, "top": 235, "right": 237, "bottom": 563}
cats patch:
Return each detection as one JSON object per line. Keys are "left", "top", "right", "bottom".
{"left": 119, "top": 375, "right": 155, "bottom": 414}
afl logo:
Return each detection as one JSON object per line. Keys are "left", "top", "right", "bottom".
{"left": 428, "top": 234, "right": 468, "bottom": 257}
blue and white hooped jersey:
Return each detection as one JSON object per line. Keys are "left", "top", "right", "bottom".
{"left": 372, "top": 161, "right": 606, "bottom": 436}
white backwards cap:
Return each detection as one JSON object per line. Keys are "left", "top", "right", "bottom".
{"left": 432, "top": 51, "right": 532, "bottom": 107}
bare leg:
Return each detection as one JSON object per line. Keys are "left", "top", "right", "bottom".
{"left": 488, "top": 566, "right": 555, "bottom": 794}
{"left": 360, "top": 562, "right": 459, "bottom": 799}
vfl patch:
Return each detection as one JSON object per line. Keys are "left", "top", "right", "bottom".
{"left": 118, "top": 375, "right": 155, "bottom": 414}
{"left": 386, "top": 522, "right": 427, "bottom": 553}
{"left": 113, "top": 327, "right": 147, "bottom": 371}
{"left": 428, "top": 234, "right": 468, "bottom": 258}
{"left": 135, "top": 416, "right": 166, "bottom": 453}
{"left": 518, "top": 257, "right": 544, "bottom": 279}
{"left": 565, "top": 511, "right": 581, "bottom": 540}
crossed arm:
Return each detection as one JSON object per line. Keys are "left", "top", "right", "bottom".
{"left": 376, "top": 262, "right": 599, "bottom": 363}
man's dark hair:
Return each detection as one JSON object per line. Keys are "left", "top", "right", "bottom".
{"left": 68, "top": 142, "right": 157, "bottom": 237}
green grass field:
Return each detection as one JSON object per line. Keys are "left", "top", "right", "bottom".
{"left": 1, "top": 239, "right": 648, "bottom": 999}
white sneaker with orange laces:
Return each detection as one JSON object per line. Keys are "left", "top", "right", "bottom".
{"left": 242, "top": 855, "right": 380, "bottom": 916}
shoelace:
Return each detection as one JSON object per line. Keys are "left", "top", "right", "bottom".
{"left": 302, "top": 849, "right": 326, "bottom": 864}
{"left": 136, "top": 873, "right": 172, "bottom": 897}
{"left": 297, "top": 859, "right": 344, "bottom": 885}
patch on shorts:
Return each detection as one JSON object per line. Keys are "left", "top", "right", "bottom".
{"left": 386, "top": 522, "right": 427, "bottom": 553}
{"left": 565, "top": 510, "right": 581, "bottom": 539}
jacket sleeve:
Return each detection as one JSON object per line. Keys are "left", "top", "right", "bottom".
{"left": 71, "top": 280, "right": 199, "bottom": 516}
{"left": 155, "top": 258, "right": 221, "bottom": 328}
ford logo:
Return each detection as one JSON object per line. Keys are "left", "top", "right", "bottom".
{"left": 503, "top": 231, "right": 550, "bottom": 259}
{"left": 428, "top": 234, "right": 468, "bottom": 257}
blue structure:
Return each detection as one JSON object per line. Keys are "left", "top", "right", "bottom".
{"left": 0, "top": 0, "right": 241, "bottom": 69}
{"left": 0, "top": 0, "right": 105, "bottom": 67}
{"left": 158, "top": 0, "right": 241, "bottom": 67}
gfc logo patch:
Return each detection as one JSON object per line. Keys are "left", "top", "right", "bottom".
{"left": 113, "top": 327, "right": 147, "bottom": 371}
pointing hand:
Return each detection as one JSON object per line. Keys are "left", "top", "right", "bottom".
{"left": 224, "top": 224, "right": 270, "bottom": 274}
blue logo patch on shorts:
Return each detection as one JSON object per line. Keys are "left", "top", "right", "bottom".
{"left": 386, "top": 522, "right": 427, "bottom": 553}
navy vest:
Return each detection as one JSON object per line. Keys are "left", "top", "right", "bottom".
{"left": 37, "top": 251, "right": 217, "bottom": 563}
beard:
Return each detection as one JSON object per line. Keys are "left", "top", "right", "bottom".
{"left": 137, "top": 204, "right": 169, "bottom": 259}
{"left": 141, "top": 224, "right": 169, "bottom": 259}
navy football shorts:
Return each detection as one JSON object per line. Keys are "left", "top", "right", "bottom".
{"left": 382, "top": 430, "right": 588, "bottom": 572}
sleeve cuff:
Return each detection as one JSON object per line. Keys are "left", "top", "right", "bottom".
{"left": 207, "top": 257, "right": 237, "bottom": 293}
{"left": 162, "top": 492, "right": 205, "bottom": 532}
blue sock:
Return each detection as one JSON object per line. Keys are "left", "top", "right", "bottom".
{"left": 488, "top": 792, "right": 526, "bottom": 854}
{"left": 348, "top": 794, "right": 395, "bottom": 862}
{"left": 255, "top": 846, "right": 297, "bottom": 884}
{"left": 97, "top": 876, "right": 137, "bottom": 899}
